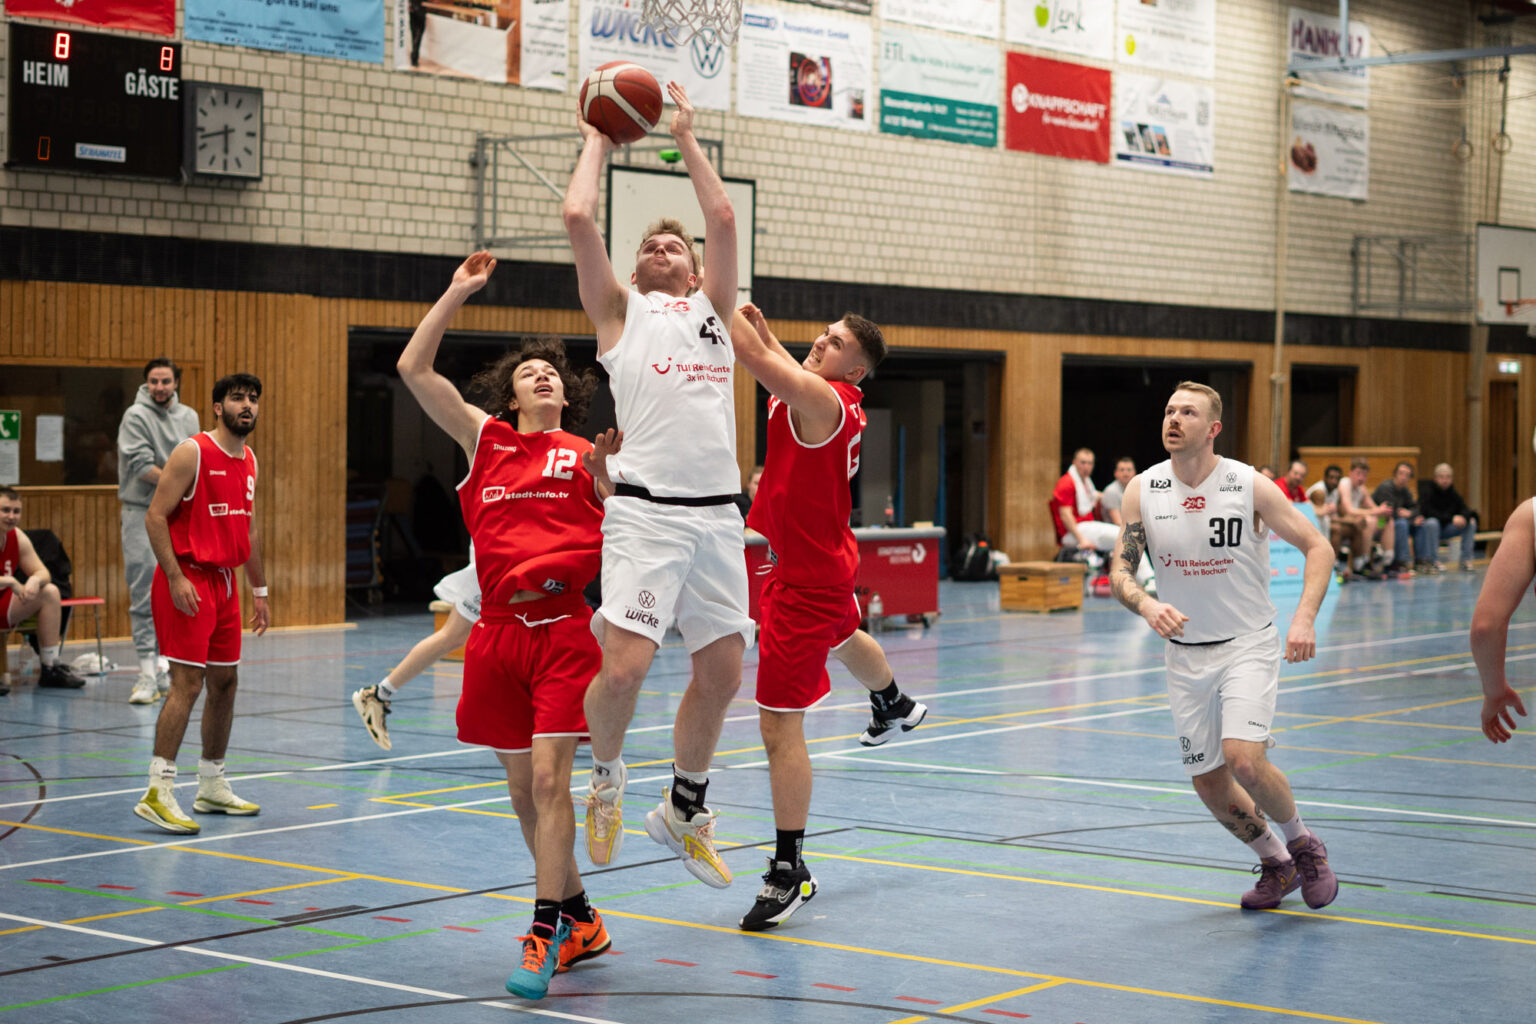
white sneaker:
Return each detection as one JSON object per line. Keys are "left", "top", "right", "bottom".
{"left": 645, "top": 790, "right": 733, "bottom": 888}
{"left": 193, "top": 774, "right": 260, "bottom": 815}
{"left": 156, "top": 670, "right": 171, "bottom": 694}
{"left": 351, "top": 685, "right": 392, "bottom": 750}
{"left": 134, "top": 778, "right": 199, "bottom": 834}
{"left": 129, "top": 673, "right": 159, "bottom": 704}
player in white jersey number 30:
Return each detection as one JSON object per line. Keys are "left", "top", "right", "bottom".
{"left": 1109, "top": 382, "right": 1342, "bottom": 911}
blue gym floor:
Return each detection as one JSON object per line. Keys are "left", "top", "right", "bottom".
{"left": 2, "top": 571, "right": 1532, "bottom": 1023}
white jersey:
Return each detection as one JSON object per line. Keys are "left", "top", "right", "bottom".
{"left": 1140, "top": 457, "right": 1276, "bottom": 644}
{"left": 599, "top": 290, "right": 739, "bottom": 498}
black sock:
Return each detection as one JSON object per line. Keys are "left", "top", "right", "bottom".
{"left": 870, "top": 679, "right": 901, "bottom": 712}
{"left": 531, "top": 899, "right": 561, "bottom": 940}
{"left": 775, "top": 829, "right": 804, "bottom": 867}
{"left": 560, "top": 890, "right": 594, "bottom": 924}
{"left": 671, "top": 775, "right": 709, "bottom": 818}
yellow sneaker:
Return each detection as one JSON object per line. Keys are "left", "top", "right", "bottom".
{"left": 134, "top": 780, "right": 200, "bottom": 834}
{"left": 585, "top": 780, "right": 624, "bottom": 865}
{"left": 193, "top": 774, "right": 260, "bottom": 815}
{"left": 644, "top": 789, "right": 732, "bottom": 888}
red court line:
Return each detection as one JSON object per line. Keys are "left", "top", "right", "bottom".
{"left": 815, "top": 983, "right": 856, "bottom": 992}
{"left": 29, "top": 879, "right": 64, "bottom": 885}
{"left": 733, "top": 970, "right": 776, "bottom": 978}
{"left": 443, "top": 926, "right": 481, "bottom": 933}
{"left": 237, "top": 899, "right": 274, "bottom": 905}
{"left": 375, "top": 916, "right": 411, "bottom": 922}
{"left": 984, "top": 1012, "right": 1031, "bottom": 1019}
{"left": 168, "top": 891, "right": 203, "bottom": 897}
{"left": 656, "top": 959, "right": 696, "bottom": 966}
{"left": 898, "top": 996, "right": 943, "bottom": 1005}
{"left": 98, "top": 884, "right": 135, "bottom": 890}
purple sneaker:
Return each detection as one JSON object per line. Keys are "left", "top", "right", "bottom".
{"left": 1240, "top": 856, "right": 1300, "bottom": 909}
{"left": 1287, "top": 834, "right": 1339, "bottom": 908}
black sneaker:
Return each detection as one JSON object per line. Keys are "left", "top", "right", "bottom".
{"left": 39, "top": 663, "right": 87, "bottom": 689}
{"left": 859, "top": 695, "right": 928, "bottom": 747}
{"left": 739, "top": 858, "right": 817, "bottom": 932}
{"left": 0, "top": 678, "right": 10, "bottom": 696}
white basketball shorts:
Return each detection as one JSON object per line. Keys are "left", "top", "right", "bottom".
{"left": 1164, "top": 622, "right": 1280, "bottom": 777}
{"left": 433, "top": 562, "right": 482, "bottom": 623}
{"left": 594, "top": 496, "right": 754, "bottom": 654}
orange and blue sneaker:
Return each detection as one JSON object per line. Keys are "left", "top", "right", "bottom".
{"left": 557, "top": 910, "right": 611, "bottom": 973}
{"left": 644, "top": 789, "right": 732, "bottom": 888}
{"left": 505, "top": 918, "right": 570, "bottom": 1000}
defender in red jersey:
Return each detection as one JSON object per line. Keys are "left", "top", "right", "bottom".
{"left": 729, "top": 304, "right": 929, "bottom": 932}
{"left": 133, "top": 374, "right": 270, "bottom": 836}
{"left": 396, "top": 252, "right": 616, "bottom": 1000}
{"left": 0, "top": 485, "right": 89, "bottom": 694}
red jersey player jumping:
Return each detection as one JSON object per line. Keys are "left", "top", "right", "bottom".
{"left": 730, "top": 303, "right": 928, "bottom": 932}
{"left": 396, "top": 251, "right": 618, "bottom": 1002}
{"left": 133, "top": 373, "right": 270, "bottom": 835}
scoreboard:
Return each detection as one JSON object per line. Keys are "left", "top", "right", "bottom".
{"left": 6, "top": 24, "right": 183, "bottom": 180}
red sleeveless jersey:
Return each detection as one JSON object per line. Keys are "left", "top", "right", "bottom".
{"left": 0, "top": 527, "right": 17, "bottom": 578}
{"left": 747, "top": 380, "right": 865, "bottom": 586}
{"left": 457, "top": 417, "right": 605, "bottom": 608}
{"left": 167, "top": 433, "right": 257, "bottom": 568}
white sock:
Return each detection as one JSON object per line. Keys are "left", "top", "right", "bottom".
{"left": 41, "top": 644, "right": 60, "bottom": 667}
{"left": 139, "top": 654, "right": 158, "bottom": 678}
{"left": 1244, "top": 828, "right": 1291, "bottom": 862}
{"left": 1275, "top": 812, "right": 1309, "bottom": 844}
{"left": 150, "top": 756, "right": 176, "bottom": 784}
{"left": 197, "top": 758, "right": 225, "bottom": 781}
{"left": 590, "top": 755, "right": 626, "bottom": 791}
{"left": 673, "top": 763, "right": 710, "bottom": 785}
{"left": 377, "top": 679, "right": 397, "bottom": 700}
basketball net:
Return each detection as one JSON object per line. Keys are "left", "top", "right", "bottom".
{"left": 640, "top": 0, "right": 743, "bottom": 47}
{"left": 1505, "top": 299, "right": 1536, "bottom": 337}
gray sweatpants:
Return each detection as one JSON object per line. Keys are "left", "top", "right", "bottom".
{"left": 121, "top": 505, "right": 159, "bottom": 659}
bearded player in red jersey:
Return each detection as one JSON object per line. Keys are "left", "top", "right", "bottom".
{"left": 730, "top": 304, "right": 928, "bottom": 931}
{"left": 133, "top": 374, "right": 270, "bottom": 835}
{"left": 397, "top": 251, "right": 619, "bottom": 1002}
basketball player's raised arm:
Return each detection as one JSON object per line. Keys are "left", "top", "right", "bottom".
{"left": 1471, "top": 499, "right": 1534, "bottom": 742}
{"left": 669, "top": 82, "right": 736, "bottom": 319}
{"left": 562, "top": 119, "right": 628, "bottom": 352}
{"left": 397, "top": 253, "right": 499, "bottom": 456}
{"left": 144, "top": 440, "right": 202, "bottom": 617}
{"left": 1252, "top": 478, "right": 1333, "bottom": 663}
{"left": 1110, "top": 478, "right": 1189, "bottom": 639}
{"left": 730, "top": 307, "right": 841, "bottom": 432}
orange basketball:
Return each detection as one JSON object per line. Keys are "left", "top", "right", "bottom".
{"left": 579, "top": 62, "right": 664, "bottom": 146}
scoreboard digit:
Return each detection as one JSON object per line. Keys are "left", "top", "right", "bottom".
{"left": 6, "top": 24, "right": 183, "bottom": 180}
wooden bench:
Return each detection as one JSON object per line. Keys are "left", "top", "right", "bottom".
{"left": 999, "top": 562, "right": 1087, "bottom": 613}
{"left": 1434, "top": 530, "right": 1502, "bottom": 566}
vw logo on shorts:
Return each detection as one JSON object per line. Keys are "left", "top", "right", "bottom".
{"left": 1179, "top": 736, "right": 1191, "bottom": 752}
{"left": 638, "top": 590, "right": 656, "bottom": 609}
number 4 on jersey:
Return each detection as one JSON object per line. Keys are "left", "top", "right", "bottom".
{"left": 699, "top": 316, "right": 725, "bottom": 346}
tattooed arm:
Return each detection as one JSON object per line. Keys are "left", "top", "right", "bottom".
{"left": 1110, "top": 477, "right": 1190, "bottom": 639}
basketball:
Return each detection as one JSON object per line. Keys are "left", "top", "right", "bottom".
{"left": 579, "top": 62, "right": 664, "bottom": 146}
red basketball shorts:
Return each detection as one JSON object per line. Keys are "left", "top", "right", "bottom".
{"left": 754, "top": 572, "right": 861, "bottom": 712}
{"left": 0, "top": 588, "right": 16, "bottom": 628}
{"left": 152, "top": 562, "right": 243, "bottom": 667}
{"left": 457, "top": 597, "right": 600, "bottom": 753}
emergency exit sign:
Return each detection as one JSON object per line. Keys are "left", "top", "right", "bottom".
{"left": 0, "top": 411, "right": 20, "bottom": 440}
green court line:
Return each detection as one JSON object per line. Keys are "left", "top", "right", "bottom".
{"left": 14, "top": 882, "right": 367, "bottom": 939}
{"left": 276, "top": 928, "right": 441, "bottom": 959}
{"left": 0, "top": 963, "right": 243, "bottom": 1013}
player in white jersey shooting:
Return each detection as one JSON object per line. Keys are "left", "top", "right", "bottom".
{"left": 562, "top": 82, "right": 751, "bottom": 887}
{"left": 1109, "top": 382, "right": 1341, "bottom": 911}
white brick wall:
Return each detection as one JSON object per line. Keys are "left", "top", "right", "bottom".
{"left": 1, "top": 0, "right": 1533, "bottom": 320}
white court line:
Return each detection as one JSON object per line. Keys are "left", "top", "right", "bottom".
{"left": 0, "top": 912, "right": 625, "bottom": 1023}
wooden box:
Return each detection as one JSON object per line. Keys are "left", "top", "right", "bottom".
{"left": 430, "top": 599, "right": 466, "bottom": 662}
{"left": 999, "top": 562, "right": 1086, "bottom": 613}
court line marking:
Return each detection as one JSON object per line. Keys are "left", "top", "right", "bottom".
{"left": 886, "top": 981, "right": 1065, "bottom": 1024}
{"left": 0, "top": 912, "right": 624, "bottom": 1022}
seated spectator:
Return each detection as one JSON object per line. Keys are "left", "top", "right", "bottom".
{"left": 1337, "top": 458, "right": 1385, "bottom": 578}
{"left": 1257, "top": 465, "right": 1277, "bottom": 480}
{"left": 1372, "top": 462, "right": 1431, "bottom": 575}
{"left": 1418, "top": 462, "right": 1478, "bottom": 572}
{"left": 1277, "top": 460, "right": 1308, "bottom": 502}
{"left": 1099, "top": 456, "right": 1136, "bottom": 527}
{"left": 1050, "top": 448, "right": 1118, "bottom": 565}
{"left": 735, "top": 464, "right": 764, "bottom": 520}
{"left": 0, "top": 486, "right": 87, "bottom": 693}
{"left": 1305, "top": 464, "right": 1341, "bottom": 537}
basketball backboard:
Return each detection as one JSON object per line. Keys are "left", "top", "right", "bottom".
{"left": 1476, "top": 223, "right": 1536, "bottom": 328}
{"left": 606, "top": 164, "right": 756, "bottom": 306}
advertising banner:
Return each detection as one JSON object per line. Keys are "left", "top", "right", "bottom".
{"left": 1003, "top": 0, "right": 1113, "bottom": 61}
{"left": 1116, "top": 0, "right": 1214, "bottom": 79}
{"left": 395, "top": 0, "right": 568, "bottom": 90}
{"left": 186, "top": 0, "right": 384, "bottom": 63}
{"left": 1288, "top": 102, "right": 1368, "bottom": 200}
{"left": 1288, "top": 6, "right": 1369, "bottom": 109}
{"left": 1004, "top": 52, "right": 1109, "bottom": 162}
{"left": 738, "top": 4, "right": 872, "bottom": 131}
{"left": 880, "top": 28, "right": 999, "bottom": 147}
{"left": 5, "top": 0, "right": 174, "bottom": 36}
{"left": 885, "top": 0, "right": 999, "bottom": 40}
{"left": 577, "top": 0, "right": 730, "bottom": 111}
{"left": 1113, "top": 73, "right": 1213, "bottom": 178}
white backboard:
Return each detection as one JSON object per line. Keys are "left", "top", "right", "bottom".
{"left": 1476, "top": 223, "right": 1536, "bottom": 325}
{"left": 606, "top": 165, "right": 755, "bottom": 306}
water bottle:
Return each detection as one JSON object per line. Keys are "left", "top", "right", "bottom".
{"left": 867, "top": 592, "right": 883, "bottom": 631}
{"left": 883, "top": 494, "right": 895, "bottom": 526}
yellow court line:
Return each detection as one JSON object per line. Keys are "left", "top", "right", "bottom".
{"left": 1287, "top": 693, "right": 1488, "bottom": 733}
{"left": 887, "top": 980, "right": 1065, "bottom": 1024}
{"left": 0, "top": 820, "right": 158, "bottom": 847}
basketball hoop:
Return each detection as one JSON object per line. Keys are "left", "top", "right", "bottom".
{"left": 640, "top": 0, "right": 743, "bottom": 47}
{"left": 1506, "top": 299, "right": 1536, "bottom": 337}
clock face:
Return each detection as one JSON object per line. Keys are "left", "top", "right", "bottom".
{"left": 192, "top": 86, "right": 261, "bottom": 178}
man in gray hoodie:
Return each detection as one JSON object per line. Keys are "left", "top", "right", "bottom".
{"left": 118, "top": 358, "right": 200, "bottom": 704}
